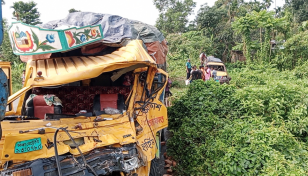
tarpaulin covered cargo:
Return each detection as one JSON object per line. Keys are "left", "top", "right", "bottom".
{"left": 39, "top": 12, "right": 165, "bottom": 44}
{"left": 207, "top": 56, "right": 222, "bottom": 63}
{"left": 10, "top": 12, "right": 168, "bottom": 66}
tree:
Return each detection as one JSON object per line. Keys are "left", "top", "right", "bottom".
{"left": 166, "top": 31, "right": 214, "bottom": 60}
{"left": 69, "top": 8, "right": 81, "bottom": 13}
{"left": 0, "top": 19, "right": 20, "bottom": 63}
{"left": 154, "top": 0, "right": 196, "bottom": 35}
{"left": 232, "top": 13, "right": 257, "bottom": 61}
{"left": 232, "top": 10, "right": 286, "bottom": 62}
{"left": 285, "top": 0, "right": 308, "bottom": 23}
{"left": 195, "top": 0, "right": 272, "bottom": 61}
{"left": 11, "top": 1, "right": 41, "bottom": 25}
{"left": 196, "top": 4, "right": 227, "bottom": 35}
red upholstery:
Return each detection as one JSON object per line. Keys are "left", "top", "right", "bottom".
{"left": 100, "top": 94, "right": 118, "bottom": 110}
{"left": 36, "top": 86, "right": 130, "bottom": 114}
{"left": 33, "top": 95, "right": 54, "bottom": 119}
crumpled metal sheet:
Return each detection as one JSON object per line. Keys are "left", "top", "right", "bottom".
{"left": 0, "top": 68, "right": 8, "bottom": 121}
{"left": 0, "top": 144, "right": 140, "bottom": 176}
{"left": 39, "top": 12, "right": 165, "bottom": 44}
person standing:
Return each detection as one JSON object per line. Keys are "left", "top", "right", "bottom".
{"left": 191, "top": 66, "right": 202, "bottom": 82}
{"left": 165, "top": 78, "right": 172, "bottom": 107}
{"left": 200, "top": 65, "right": 205, "bottom": 81}
{"left": 205, "top": 66, "right": 211, "bottom": 81}
{"left": 199, "top": 52, "right": 207, "bottom": 66}
{"left": 186, "top": 59, "right": 192, "bottom": 80}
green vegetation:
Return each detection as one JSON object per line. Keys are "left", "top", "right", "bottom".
{"left": 69, "top": 8, "right": 81, "bottom": 13}
{"left": 157, "top": 1, "right": 308, "bottom": 174}
{"left": 11, "top": 61, "right": 25, "bottom": 93}
{"left": 153, "top": 0, "right": 196, "bottom": 35}
{"left": 167, "top": 63, "right": 308, "bottom": 175}
{"left": 12, "top": 1, "right": 42, "bottom": 25}
{"left": 1, "top": 1, "right": 42, "bottom": 93}
{"left": 1, "top": 19, "right": 20, "bottom": 64}
{"left": 1, "top": 19, "right": 24, "bottom": 93}
{"left": 157, "top": 0, "right": 308, "bottom": 70}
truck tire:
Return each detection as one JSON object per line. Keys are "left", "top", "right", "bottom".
{"left": 161, "top": 128, "right": 166, "bottom": 142}
{"left": 149, "top": 132, "right": 165, "bottom": 176}
{"left": 149, "top": 157, "right": 163, "bottom": 176}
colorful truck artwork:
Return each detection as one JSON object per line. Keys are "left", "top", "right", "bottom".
{"left": 9, "top": 22, "right": 103, "bottom": 55}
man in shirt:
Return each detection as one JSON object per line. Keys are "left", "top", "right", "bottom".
{"left": 191, "top": 66, "right": 202, "bottom": 82}
{"left": 186, "top": 59, "right": 192, "bottom": 80}
{"left": 190, "top": 65, "right": 197, "bottom": 75}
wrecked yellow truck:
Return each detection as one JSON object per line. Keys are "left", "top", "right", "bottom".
{"left": 1, "top": 12, "right": 168, "bottom": 176}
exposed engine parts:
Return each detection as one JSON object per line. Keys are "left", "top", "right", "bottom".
{"left": 1, "top": 144, "right": 141, "bottom": 176}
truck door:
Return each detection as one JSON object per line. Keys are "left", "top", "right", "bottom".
{"left": 0, "top": 68, "right": 8, "bottom": 120}
{"left": 0, "top": 62, "right": 13, "bottom": 115}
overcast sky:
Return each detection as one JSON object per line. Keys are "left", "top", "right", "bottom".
{"left": 2, "top": 0, "right": 285, "bottom": 26}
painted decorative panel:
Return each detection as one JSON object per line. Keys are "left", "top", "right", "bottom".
{"left": 8, "top": 22, "right": 103, "bottom": 56}
{"left": 64, "top": 26, "right": 102, "bottom": 48}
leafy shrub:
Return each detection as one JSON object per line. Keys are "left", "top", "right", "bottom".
{"left": 167, "top": 66, "right": 308, "bottom": 175}
{"left": 12, "top": 61, "right": 25, "bottom": 93}
{"left": 293, "top": 61, "right": 308, "bottom": 79}
{"left": 225, "top": 61, "right": 246, "bottom": 70}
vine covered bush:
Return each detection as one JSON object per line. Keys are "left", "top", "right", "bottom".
{"left": 167, "top": 64, "right": 308, "bottom": 175}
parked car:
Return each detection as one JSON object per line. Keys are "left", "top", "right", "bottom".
{"left": 206, "top": 57, "right": 231, "bottom": 84}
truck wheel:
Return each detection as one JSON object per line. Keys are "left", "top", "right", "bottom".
{"left": 149, "top": 157, "right": 163, "bottom": 176}
{"left": 149, "top": 132, "right": 164, "bottom": 176}
{"left": 161, "top": 128, "right": 166, "bottom": 142}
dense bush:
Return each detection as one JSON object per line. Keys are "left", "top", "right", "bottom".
{"left": 167, "top": 64, "right": 308, "bottom": 175}
{"left": 12, "top": 62, "right": 25, "bottom": 93}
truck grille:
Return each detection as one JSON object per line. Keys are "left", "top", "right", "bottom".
{"left": 1, "top": 144, "right": 139, "bottom": 176}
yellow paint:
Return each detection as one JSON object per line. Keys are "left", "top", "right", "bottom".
{"left": 207, "top": 61, "right": 229, "bottom": 77}
{"left": 23, "top": 40, "right": 156, "bottom": 88}
{"left": 2, "top": 40, "right": 169, "bottom": 174}
{"left": 207, "top": 62, "right": 225, "bottom": 66}
{"left": 217, "top": 71, "right": 228, "bottom": 76}
{"left": 1, "top": 117, "right": 136, "bottom": 161}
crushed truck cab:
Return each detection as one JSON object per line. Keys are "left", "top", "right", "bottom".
{"left": 2, "top": 16, "right": 168, "bottom": 176}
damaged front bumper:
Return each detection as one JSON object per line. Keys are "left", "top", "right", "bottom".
{"left": 1, "top": 144, "right": 141, "bottom": 176}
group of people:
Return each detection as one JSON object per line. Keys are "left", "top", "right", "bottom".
{"left": 185, "top": 57, "right": 218, "bottom": 84}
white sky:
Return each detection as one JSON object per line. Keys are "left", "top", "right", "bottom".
{"left": 2, "top": 0, "right": 285, "bottom": 26}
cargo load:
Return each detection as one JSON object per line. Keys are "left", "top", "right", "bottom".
{"left": 9, "top": 12, "right": 168, "bottom": 69}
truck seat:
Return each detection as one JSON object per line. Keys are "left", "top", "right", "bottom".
{"left": 35, "top": 86, "right": 130, "bottom": 114}
{"left": 93, "top": 94, "right": 125, "bottom": 115}
{"left": 26, "top": 95, "right": 62, "bottom": 119}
